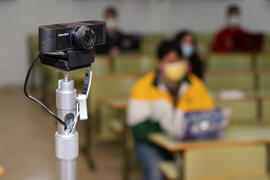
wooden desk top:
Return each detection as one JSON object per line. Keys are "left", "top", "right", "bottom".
{"left": 97, "top": 91, "right": 270, "bottom": 112}
{"left": 149, "top": 125, "right": 270, "bottom": 152}
{"left": 98, "top": 95, "right": 128, "bottom": 111}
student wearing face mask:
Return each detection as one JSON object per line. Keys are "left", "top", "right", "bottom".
{"left": 127, "top": 41, "right": 213, "bottom": 180}
{"left": 213, "top": 5, "right": 247, "bottom": 52}
{"left": 174, "top": 31, "right": 204, "bottom": 79}
{"left": 95, "top": 7, "right": 124, "bottom": 55}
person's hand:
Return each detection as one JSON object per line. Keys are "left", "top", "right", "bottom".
{"left": 221, "top": 107, "right": 233, "bottom": 128}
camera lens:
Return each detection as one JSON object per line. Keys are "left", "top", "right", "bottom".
{"left": 83, "top": 31, "right": 94, "bottom": 46}
{"left": 84, "top": 34, "right": 90, "bottom": 43}
{"left": 73, "top": 26, "right": 96, "bottom": 50}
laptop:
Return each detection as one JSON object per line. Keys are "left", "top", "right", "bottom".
{"left": 181, "top": 108, "right": 232, "bottom": 141}
{"left": 120, "top": 34, "right": 141, "bottom": 52}
{"left": 234, "top": 34, "right": 263, "bottom": 52}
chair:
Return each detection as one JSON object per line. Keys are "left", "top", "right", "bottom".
{"left": 88, "top": 74, "right": 141, "bottom": 179}
{"left": 195, "top": 33, "right": 215, "bottom": 59}
{"left": 92, "top": 56, "right": 112, "bottom": 75}
{"left": 113, "top": 54, "right": 156, "bottom": 74}
{"left": 28, "top": 34, "right": 59, "bottom": 104}
{"left": 160, "top": 145, "right": 267, "bottom": 180}
{"left": 69, "top": 55, "right": 111, "bottom": 85}
{"left": 214, "top": 97, "right": 258, "bottom": 123}
{"left": 261, "top": 97, "right": 270, "bottom": 123}
{"left": 263, "top": 35, "right": 270, "bottom": 53}
{"left": 206, "top": 53, "right": 253, "bottom": 71}
{"left": 28, "top": 34, "right": 39, "bottom": 59}
{"left": 28, "top": 34, "right": 40, "bottom": 89}
{"left": 257, "top": 71, "right": 270, "bottom": 93}
{"left": 185, "top": 145, "right": 267, "bottom": 180}
{"left": 255, "top": 53, "right": 270, "bottom": 71}
{"left": 205, "top": 71, "right": 256, "bottom": 92}
{"left": 89, "top": 74, "right": 141, "bottom": 140}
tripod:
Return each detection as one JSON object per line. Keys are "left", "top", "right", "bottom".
{"left": 24, "top": 51, "right": 94, "bottom": 180}
{"left": 55, "top": 71, "right": 91, "bottom": 180}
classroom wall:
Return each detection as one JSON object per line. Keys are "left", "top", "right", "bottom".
{"left": 0, "top": 0, "right": 270, "bottom": 86}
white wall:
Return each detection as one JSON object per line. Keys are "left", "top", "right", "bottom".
{"left": 0, "top": 0, "right": 270, "bottom": 86}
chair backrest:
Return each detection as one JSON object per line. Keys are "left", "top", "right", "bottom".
{"left": 261, "top": 97, "right": 270, "bottom": 123}
{"left": 91, "top": 55, "right": 111, "bottom": 75}
{"left": 205, "top": 71, "right": 255, "bottom": 92}
{"left": 89, "top": 74, "right": 141, "bottom": 114}
{"left": 255, "top": 53, "right": 270, "bottom": 70}
{"left": 67, "top": 56, "right": 112, "bottom": 90}
{"left": 140, "top": 34, "right": 168, "bottom": 54}
{"left": 257, "top": 71, "right": 270, "bottom": 93}
{"left": 28, "top": 34, "right": 38, "bottom": 59}
{"left": 185, "top": 145, "right": 266, "bottom": 180}
{"left": 195, "top": 33, "right": 215, "bottom": 58}
{"left": 113, "top": 54, "right": 156, "bottom": 74}
{"left": 263, "top": 35, "right": 270, "bottom": 52}
{"left": 28, "top": 34, "right": 60, "bottom": 93}
{"left": 207, "top": 53, "right": 253, "bottom": 71}
{"left": 214, "top": 97, "right": 258, "bottom": 123}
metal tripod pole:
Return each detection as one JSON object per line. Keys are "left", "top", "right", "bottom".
{"left": 55, "top": 73, "right": 79, "bottom": 180}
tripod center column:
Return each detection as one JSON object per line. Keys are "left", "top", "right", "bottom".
{"left": 55, "top": 78, "right": 78, "bottom": 180}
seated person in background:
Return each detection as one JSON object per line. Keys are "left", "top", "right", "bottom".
{"left": 174, "top": 30, "right": 204, "bottom": 79}
{"left": 127, "top": 41, "right": 214, "bottom": 180}
{"left": 213, "top": 4, "right": 247, "bottom": 52}
{"left": 95, "top": 7, "right": 123, "bottom": 55}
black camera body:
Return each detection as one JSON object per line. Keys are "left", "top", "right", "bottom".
{"left": 39, "top": 21, "right": 106, "bottom": 71}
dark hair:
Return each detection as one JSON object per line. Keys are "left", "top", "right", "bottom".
{"left": 173, "top": 30, "right": 205, "bottom": 79}
{"left": 157, "top": 40, "right": 182, "bottom": 61}
{"left": 227, "top": 4, "right": 240, "bottom": 15}
{"left": 173, "top": 30, "right": 193, "bottom": 45}
{"left": 104, "top": 7, "right": 118, "bottom": 17}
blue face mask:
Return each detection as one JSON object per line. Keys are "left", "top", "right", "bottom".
{"left": 181, "top": 43, "right": 195, "bottom": 58}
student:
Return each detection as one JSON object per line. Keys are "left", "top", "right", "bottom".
{"left": 127, "top": 41, "right": 214, "bottom": 180}
{"left": 174, "top": 31, "right": 204, "bottom": 79}
{"left": 213, "top": 5, "right": 247, "bottom": 52}
{"left": 95, "top": 7, "right": 123, "bottom": 55}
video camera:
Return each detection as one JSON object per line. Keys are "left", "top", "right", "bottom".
{"left": 24, "top": 21, "right": 106, "bottom": 177}
{"left": 39, "top": 21, "right": 106, "bottom": 71}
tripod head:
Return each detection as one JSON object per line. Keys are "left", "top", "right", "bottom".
{"left": 56, "top": 70, "right": 92, "bottom": 134}
{"left": 40, "top": 49, "right": 94, "bottom": 71}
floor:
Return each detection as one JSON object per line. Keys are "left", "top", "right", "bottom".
{"left": 0, "top": 88, "right": 141, "bottom": 180}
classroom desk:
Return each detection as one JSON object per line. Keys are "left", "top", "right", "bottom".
{"left": 97, "top": 95, "right": 270, "bottom": 180}
{"left": 148, "top": 125, "right": 270, "bottom": 180}
{"left": 97, "top": 96, "right": 129, "bottom": 180}
{"left": 98, "top": 95, "right": 128, "bottom": 111}
{"left": 97, "top": 92, "right": 270, "bottom": 111}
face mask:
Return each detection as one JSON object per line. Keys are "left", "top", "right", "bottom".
{"left": 164, "top": 62, "right": 187, "bottom": 82}
{"left": 228, "top": 15, "right": 241, "bottom": 26}
{"left": 181, "top": 43, "right": 195, "bottom": 58}
{"left": 106, "top": 19, "right": 117, "bottom": 29}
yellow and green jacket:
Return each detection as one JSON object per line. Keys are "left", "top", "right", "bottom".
{"left": 127, "top": 72, "right": 214, "bottom": 144}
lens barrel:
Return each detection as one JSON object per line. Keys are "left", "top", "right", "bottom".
{"left": 73, "top": 26, "right": 95, "bottom": 50}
